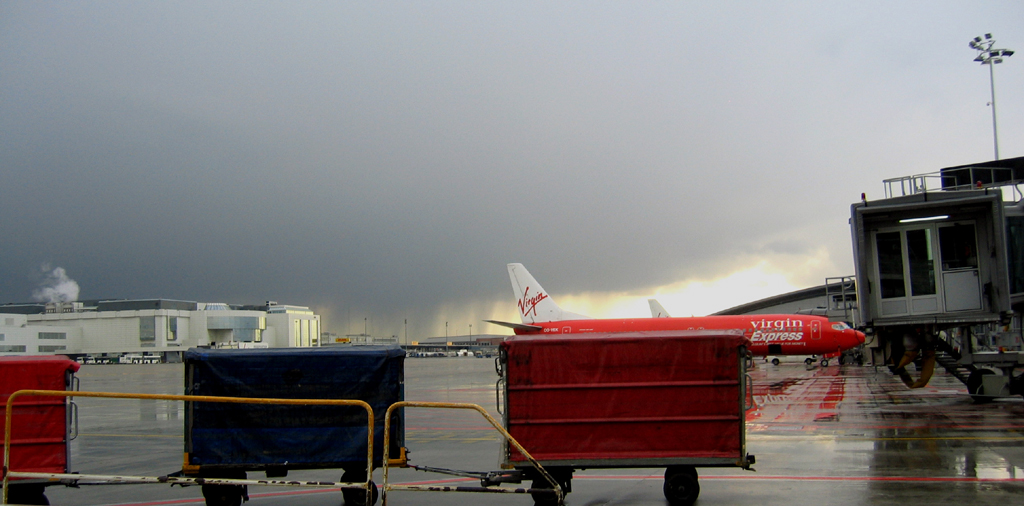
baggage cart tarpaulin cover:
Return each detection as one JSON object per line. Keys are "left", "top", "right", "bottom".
{"left": 184, "top": 346, "right": 404, "bottom": 469}
{"left": 502, "top": 331, "right": 748, "bottom": 465}
{"left": 0, "top": 355, "right": 80, "bottom": 480}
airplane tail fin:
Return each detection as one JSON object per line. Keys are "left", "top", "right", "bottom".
{"left": 649, "top": 299, "right": 671, "bottom": 318}
{"left": 507, "top": 263, "right": 591, "bottom": 323}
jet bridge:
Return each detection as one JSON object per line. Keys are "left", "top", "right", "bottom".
{"left": 851, "top": 156, "right": 1024, "bottom": 399}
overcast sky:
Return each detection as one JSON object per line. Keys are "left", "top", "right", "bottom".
{"left": 2, "top": 1, "right": 1022, "bottom": 339}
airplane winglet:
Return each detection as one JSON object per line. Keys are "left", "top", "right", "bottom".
{"left": 484, "top": 320, "right": 544, "bottom": 332}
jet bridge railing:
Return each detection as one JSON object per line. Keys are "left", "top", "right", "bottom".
{"left": 381, "top": 401, "right": 563, "bottom": 506}
{"left": 883, "top": 168, "right": 1024, "bottom": 198}
{"left": 2, "top": 390, "right": 376, "bottom": 506}
{"left": 824, "top": 276, "right": 858, "bottom": 327}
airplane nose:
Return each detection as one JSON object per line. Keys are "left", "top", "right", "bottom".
{"left": 853, "top": 330, "right": 865, "bottom": 345}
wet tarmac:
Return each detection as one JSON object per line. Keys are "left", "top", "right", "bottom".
{"left": 22, "top": 356, "right": 1024, "bottom": 506}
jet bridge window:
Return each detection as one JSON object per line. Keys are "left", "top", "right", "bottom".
{"left": 1007, "top": 216, "right": 1024, "bottom": 294}
{"left": 877, "top": 231, "right": 906, "bottom": 299}
{"left": 907, "top": 229, "right": 936, "bottom": 296}
{"left": 939, "top": 224, "right": 978, "bottom": 270}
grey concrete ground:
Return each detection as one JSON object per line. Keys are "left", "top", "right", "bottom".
{"left": 20, "top": 356, "right": 1024, "bottom": 506}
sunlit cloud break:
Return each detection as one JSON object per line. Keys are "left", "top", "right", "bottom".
{"left": 32, "top": 265, "right": 80, "bottom": 303}
{"left": 555, "top": 250, "right": 835, "bottom": 319}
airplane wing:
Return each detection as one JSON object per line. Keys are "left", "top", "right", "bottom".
{"left": 484, "top": 320, "right": 543, "bottom": 332}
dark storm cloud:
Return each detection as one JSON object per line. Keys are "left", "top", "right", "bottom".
{"left": 2, "top": 1, "right": 1022, "bottom": 337}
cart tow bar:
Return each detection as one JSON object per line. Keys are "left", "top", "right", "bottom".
{"left": 408, "top": 465, "right": 524, "bottom": 487}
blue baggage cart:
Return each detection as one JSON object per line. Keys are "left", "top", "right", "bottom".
{"left": 182, "top": 346, "right": 405, "bottom": 506}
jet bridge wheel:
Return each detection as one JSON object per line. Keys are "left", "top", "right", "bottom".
{"left": 664, "top": 465, "right": 700, "bottom": 506}
{"left": 967, "top": 369, "right": 996, "bottom": 403}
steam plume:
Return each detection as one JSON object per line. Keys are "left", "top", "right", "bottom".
{"left": 32, "top": 265, "right": 80, "bottom": 303}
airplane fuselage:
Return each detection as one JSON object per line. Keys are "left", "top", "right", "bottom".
{"left": 513, "top": 315, "right": 864, "bottom": 357}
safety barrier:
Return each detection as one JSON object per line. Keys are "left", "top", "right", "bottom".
{"left": 380, "top": 401, "right": 562, "bottom": 505}
{"left": 2, "top": 390, "right": 376, "bottom": 505}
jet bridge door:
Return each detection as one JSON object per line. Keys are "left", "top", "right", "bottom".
{"left": 939, "top": 223, "right": 982, "bottom": 311}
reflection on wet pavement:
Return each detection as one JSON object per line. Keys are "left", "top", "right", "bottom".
{"left": 743, "top": 360, "right": 1024, "bottom": 483}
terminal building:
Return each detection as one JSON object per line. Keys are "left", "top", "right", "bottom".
{"left": 0, "top": 299, "right": 321, "bottom": 362}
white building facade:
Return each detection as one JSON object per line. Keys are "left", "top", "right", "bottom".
{"left": 0, "top": 300, "right": 321, "bottom": 360}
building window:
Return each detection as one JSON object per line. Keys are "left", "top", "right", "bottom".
{"left": 168, "top": 317, "right": 177, "bottom": 341}
{"left": 140, "top": 316, "right": 156, "bottom": 341}
{"left": 234, "top": 328, "right": 262, "bottom": 342}
{"left": 38, "top": 332, "right": 67, "bottom": 340}
{"left": 0, "top": 334, "right": 4, "bottom": 341}
{"left": 38, "top": 345, "right": 67, "bottom": 353}
{"left": 0, "top": 345, "right": 26, "bottom": 353}
{"left": 4, "top": 318, "right": 13, "bottom": 326}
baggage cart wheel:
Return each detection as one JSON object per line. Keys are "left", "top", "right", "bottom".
{"left": 201, "top": 484, "right": 244, "bottom": 506}
{"left": 6, "top": 484, "right": 49, "bottom": 505}
{"left": 530, "top": 478, "right": 564, "bottom": 506}
{"left": 529, "top": 467, "right": 571, "bottom": 506}
{"left": 771, "top": 358, "right": 780, "bottom": 366}
{"left": 341, "top": 470, "right": 379, "bottom": 506}
{"left": 664, "top": 466, "right": 699, "bottom": 506}
{"left": 200, "top": 470, "right": 247, "bottom": 506}
{"left": 804, "top": 357, "right": 814, "bottom": 365}
{"left": 820, "top": 358, "right": 830, "bottom": 367}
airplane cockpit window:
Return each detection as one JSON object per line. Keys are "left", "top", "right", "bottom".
{"left": 831, "top": 322, "right": 851, "bottom": 331}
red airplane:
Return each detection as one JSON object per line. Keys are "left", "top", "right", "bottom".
{"left": 486, "top": 263, "right": 865, "bottom": 365}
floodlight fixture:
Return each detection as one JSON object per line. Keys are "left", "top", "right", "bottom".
{"left": 969, "top": 34, "right": 1014, "bottom": 160}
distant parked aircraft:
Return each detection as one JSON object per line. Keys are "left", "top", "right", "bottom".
{"left": 487, "top": 263, "right": 865, "bottom": 365}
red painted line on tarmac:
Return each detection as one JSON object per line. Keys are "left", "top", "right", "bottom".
{"left": 573, "top": 474, "right": 1024, "bottom": 483}
{"left": 406, "top": 426, "right": 496, "bottom": 430}
{"left": 748, "top": 423, "right": 1024, "bottom": 432}
{"left": 104, "top": 499, "right": 206, "bottom": 506}
{"left": 92, "top": 473, "right": 1024, "bottom": 506}
{"left": 105, "top": 479, "right": 478, "bottom": 505}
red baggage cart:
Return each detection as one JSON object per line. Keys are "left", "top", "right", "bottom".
{"left": 499, "top": 330, "right": 754, "bottom": 506}
{"left": 1, "top": 355, "right": 80, "bottom": 505}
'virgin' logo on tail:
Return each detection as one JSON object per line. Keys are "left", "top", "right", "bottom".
{"left": 518, "top": 287, "right": 548, "bottom": 317}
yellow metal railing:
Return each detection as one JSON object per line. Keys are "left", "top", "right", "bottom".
{"left": 381, "top": 401, "right": 562, "bottom": 505}
{"left": 3, "top": 390, "right": 376, "bottom": 505}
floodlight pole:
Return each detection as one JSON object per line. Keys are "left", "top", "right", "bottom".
{"left": 988, "top": 59, "right": 1000, "bottom": 160}
{"left": 970, "top": 34, "right": 1014, "bottom": 160}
